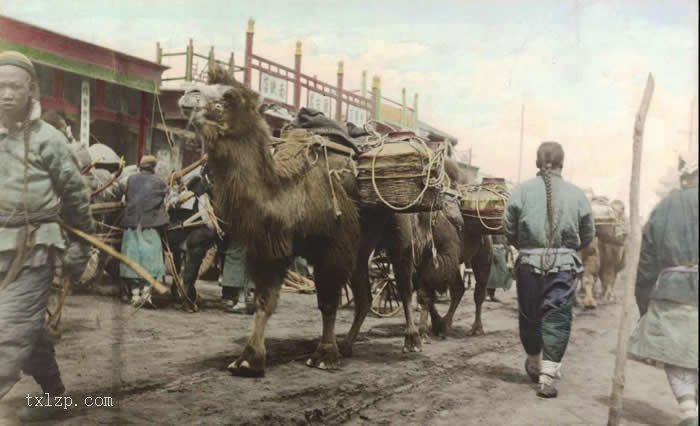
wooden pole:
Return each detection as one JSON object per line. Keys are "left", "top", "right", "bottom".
{"left": 517, "top": 103, "right": 524, "bottom": 183}
{"left": 336, "top": 61, "right": 344, "bottom": 122}
{"left": 607, "top": 73, "right": 655, "bottom": 426}
{"left": 244, "top": 18, "right": 255, "bottom": 88}
{"left": 60, "top": 223, "right": 169, "bottom": 295}
{"left": 293, "top": 41, "right": 302, "bottom": 110}
{"left": 689, "top": 97, "right": 696, "bottom": 153}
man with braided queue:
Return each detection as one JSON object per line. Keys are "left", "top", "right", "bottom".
{"left": 0, "top": 51, "right": 94, "bottom": 422}
{"left": 503, "top": 141, "right": 595, "bottom": 398}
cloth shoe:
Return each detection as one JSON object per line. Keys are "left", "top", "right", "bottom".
{"left": 130, "top": 292, "right": 142, "bottom": 306}
{"left": 525, "top": 353, "right": 541, "bottom": 383}
{"left": 679, "top": 399, "right": 698, "bottom": 425}
{"left": 537, "top": 360, "right": 561, "bottom": 398}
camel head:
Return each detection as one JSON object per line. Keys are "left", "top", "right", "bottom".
{"left": 610, "top": 199, "right": 625, "bottom": 219}
{"left": 178, "top": 66, "right": 262, "bottom": 142}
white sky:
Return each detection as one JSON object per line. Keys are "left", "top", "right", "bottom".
{"left": 3, "top": 0, "right": 698, "bottom": 218}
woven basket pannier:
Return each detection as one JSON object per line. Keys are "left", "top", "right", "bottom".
{"left": 459, "top": 177, "right": 509, "bottom": 234}
{"left": 356, "top": 132, "right": 444, "bottom": 212}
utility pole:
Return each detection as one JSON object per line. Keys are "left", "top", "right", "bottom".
{"left": 517, "top": 103, "right": 524, "bottom": 183}
{"left": 689, "top": 97, "right": 696, "bottom": 153}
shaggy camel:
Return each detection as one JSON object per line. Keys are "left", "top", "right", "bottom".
{"left": 413, "top": 161, "right": 492, "bottom": 340}
{"left": 180, "top": 68, "right": 360, "bottom": 376}
{"left": 341, "top": 159, "right": 492, "bottom": 355}
{"left": 340, "top": 210, "right": 425, "bottom": 356}
{"left": 579, "top": 200, "right": 627, "bottom": 307}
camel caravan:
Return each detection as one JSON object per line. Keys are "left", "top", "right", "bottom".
{"left": 168, "top": 66, "right": 511, "bottom": 377}
{"left": 49, "top": 66, "right": 629, "bottom": 378}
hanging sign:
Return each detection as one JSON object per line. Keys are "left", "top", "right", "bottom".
{"left": 308, "top": 90, "right": 332, "bottom": 117}
{"left": 80, "top": 79, "right": 90, "bottom": 147}
{"left": 259, "top": 73, "right": 287, "bottom": 103}
{"left": 347, "top": 105, "right": 368, "bottom": 126}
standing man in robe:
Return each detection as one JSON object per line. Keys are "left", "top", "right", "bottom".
{"left": 0, "top": 51, "right": 94, "bottom": 422}
{"left": 629, "top": 152, "right": 698, "bottom": 426}
{"left": 120, "top": 155, "right": 169, "bottom": 306}
{"left": 503, "top": 141, "right": 594, "bottom": 398}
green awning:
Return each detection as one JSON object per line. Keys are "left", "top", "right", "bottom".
{"left": 0, "top": 40, "right": 160, "bottom": 94}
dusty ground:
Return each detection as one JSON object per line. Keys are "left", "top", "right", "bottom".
{"left": 3, "top": 278, "right": 682, "bottom": 425}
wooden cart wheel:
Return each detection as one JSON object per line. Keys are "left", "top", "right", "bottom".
{"left": 369, "top": 251, "right": 401, "bottom": 318}
{"left": 340, "top": 283, "right": 354, "bottom": 308}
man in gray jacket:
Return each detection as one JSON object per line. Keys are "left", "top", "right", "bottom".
{"left": 0, "top": 51, "right": 94, "bottom": 421}
{"left": 628, "top": 152, "right": 698, "bottom": 426}
{"left": 503, "top": 141, "right": 594, "bottom": 398}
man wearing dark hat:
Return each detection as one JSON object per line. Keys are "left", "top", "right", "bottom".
{"left": 503, "top": 141, "right": 595, "bottom": 398}
{"left": 120, "top": 154, "right": 169, "bottom": 306}
{"left": 0, "top": 51, "right": 94, "bottom": 421}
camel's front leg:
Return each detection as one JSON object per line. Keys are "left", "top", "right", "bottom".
{"left": 443, "top": 271, "right": 466, "bottom": 330}
{"left": 600, "top": 250, "right": 619, "bottom": 303}
{"left": 228, "top": 267, "right": 283, "bottom": 378}
{"left": 468, "top": 240, "right": 491, "bottom": 336}
{"left": 390, "top": 246, "right": 421, "bottom": 353}
{"left": 582, "top": 269, "right": 597, "bottom": 309}
{"left": 307, "top": 268, "right": 342, "bottom": 370}
{"left": 340, "top": 213, "right": 386, "bottom": 357}
{"left": 417, "top": 287, "right": 433, "bottom": 344}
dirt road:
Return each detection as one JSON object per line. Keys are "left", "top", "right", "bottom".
{"left": 3, "top": 280, "right": 682, "bottom": 425}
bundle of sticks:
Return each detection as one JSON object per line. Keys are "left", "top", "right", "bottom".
{"left": 282, "top": 270, "right": 315, "bottom": 294}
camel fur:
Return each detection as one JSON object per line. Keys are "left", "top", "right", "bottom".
{"left": 578, "top": 200, "right": 627, "bottom": 308}
{"left": 181, "top": 67, "right": 360, "bottom": 376}
{"left": 413, "top": 159, "right": 492, "bottom": 341}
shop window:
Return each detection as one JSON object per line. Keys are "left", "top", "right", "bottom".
{"left": 104, "top": 82, "right": 124, "bottom": 113}
{"left": 34, "top": 63, "right": 54, "bottom": 97}
{"left": 63, "top": 72, "right": 96, "bottom": 107}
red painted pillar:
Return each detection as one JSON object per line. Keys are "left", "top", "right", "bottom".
{"left": 244, "top": 18, "right": 255, "bottom": 88}
{"left": 53, "top": 69, "right": 64, "bottom": 98}
{"left": 137, "top": 91, "right": 147, "bottom": 162}
{"left": 293, "top": 41, "right": 302, "bottom": 110}
{"left": 335, "top": 61, "right": 344, "bottom": 121}
{"left": 95, "top": 80, "right": 105, "bottom": 109}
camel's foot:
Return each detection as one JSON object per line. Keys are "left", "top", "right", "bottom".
{"left": 402, "top": 331, "right": 422, "bottom": 353}
{"left": 227, "top": 345, "right": 265, "bottom": 378}
{"left": 431, "top": 316, "right": 447, "bottom": 339}
{"left": 604, "top": 291, "right": 616, "bottom": 303}
{"left": 583, "top": 296, "right": 597, "bottom": 310}
{"left": 444, "top": 315, "right": 455, "bottom": 331}
{"left": 306, "top": 342, "right": 341, "bottom": 370}
{"left": 419, "top": 326, "right": 432, "bottom": 345}
{"left": 468, "top": 321, "right": 484, "bottom": 336}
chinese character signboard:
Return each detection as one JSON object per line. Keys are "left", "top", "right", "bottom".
{"left": 260, "top": 73, "right": 287, "bottom": 103}
{"left": 80, "top": 79, "right": 90, "bottom": 147}
{"left": 347, "top": 105, "right": 368, "bottom": 126}
{"left": 308, "top": 90, "right": 332, "bottom": 117}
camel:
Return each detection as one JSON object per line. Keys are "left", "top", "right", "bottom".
{"left": 341, "top": 159, "right": 492, "bottom": 354}
{"left": 180, "top": 68, "right": 360, "bottom": 376}
{"left": 579, "top": 199, "right": 627, "bottom": 308}
{"left": 340, "top": 209, "right": 425, "bottom": 356}
{"left": 412, "top": 160, "right": 492, "bottom": 340}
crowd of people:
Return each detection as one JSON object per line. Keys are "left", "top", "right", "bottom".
{"left": 0, "top": 50, "right": 697, "bottom": 424}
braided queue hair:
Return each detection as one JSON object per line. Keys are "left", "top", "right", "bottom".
{"left": 536, "top": 141, "right": 565, "bottom": 273}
